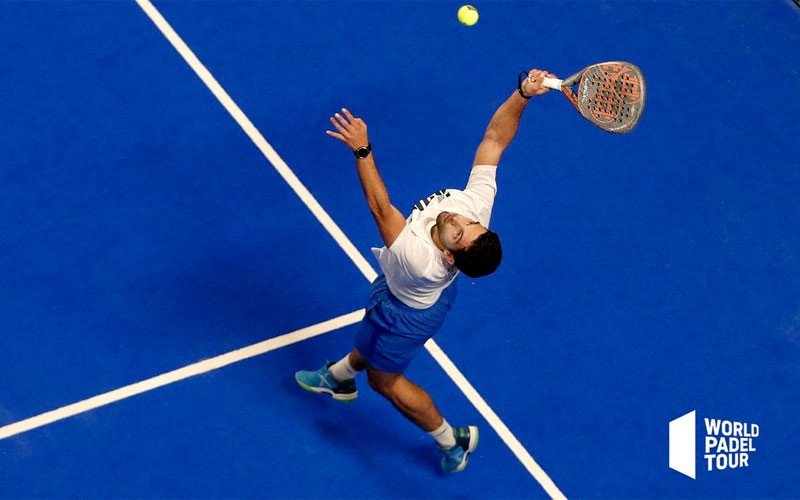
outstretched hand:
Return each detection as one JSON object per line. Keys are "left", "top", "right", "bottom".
{"left": 326, "top": 108, "right": 369, "bottom": 151}
{"left": 521, "top": 69, "right": 557, "bottom": 97}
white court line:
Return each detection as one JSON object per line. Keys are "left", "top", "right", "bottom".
{"left": 0, "top": 310, "right": 364, "bottom": 441}
{"left": 425, "top": 340, "right": 566, "bottom": 499}
{"left": 134, "top": 0, "right": 377, "bottom": 285}
{"left": 2, "top": 2, "right": 566, "bottom": 498}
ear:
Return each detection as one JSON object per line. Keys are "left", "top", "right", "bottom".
{"left": 443, "top": 249, "right": 455, "bottom": 266}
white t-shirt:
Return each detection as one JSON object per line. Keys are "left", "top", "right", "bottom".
{"left": 371, "top": 164, "right": 498, "bottom": 309}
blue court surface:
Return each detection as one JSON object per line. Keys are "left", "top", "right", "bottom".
{"left": 1, "top": 1, "right": 799, "bottom": 498}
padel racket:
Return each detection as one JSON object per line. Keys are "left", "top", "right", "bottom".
{"left": 523, "top": 61, "right": 646, "bottom": 134}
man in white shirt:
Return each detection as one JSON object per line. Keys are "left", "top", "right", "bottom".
{"left": 296, "top": 69, "right": 555, "bottom": 473}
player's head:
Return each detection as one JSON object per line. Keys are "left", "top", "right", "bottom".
{"left": 435, "top": 212, "right": 503, "bottom": 278}
{"left": 452, "top": 231, "right": 502, "bottom": 277}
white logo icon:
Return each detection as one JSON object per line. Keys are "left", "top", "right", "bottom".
{"left": 669, "top": 410, "right": 696, "bottom": 479}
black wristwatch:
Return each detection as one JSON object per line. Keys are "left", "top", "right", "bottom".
{"left": 354, "top": 143, "right": 372, "bottom": 159}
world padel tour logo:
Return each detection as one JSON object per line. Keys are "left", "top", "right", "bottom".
{"left": 669, "top": 410, "right": 760, "bottom": 479}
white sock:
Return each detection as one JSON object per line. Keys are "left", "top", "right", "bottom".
{"left": 328, "top": 354, "right": 360, "bottom": 383}
{"left": 428, "top": 419, "right": 456, "bottom": 449}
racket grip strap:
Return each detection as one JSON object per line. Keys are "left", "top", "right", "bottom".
{"left": 517, "top": 71, "right": 532, "bottom": 99}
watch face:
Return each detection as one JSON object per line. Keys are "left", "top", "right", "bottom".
{"left": 355, "top": 146, "right": 371, "bottom": 158}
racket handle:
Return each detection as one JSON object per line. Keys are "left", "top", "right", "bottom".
{"left": 542, "top": 77, "right": 563, "bottom": 90}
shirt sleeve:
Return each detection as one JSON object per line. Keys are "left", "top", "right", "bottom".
{"left": 465, "top": 164, "right": 497, "bottom": 207}
{"left": 464, "top": 164, "right": 498, "bottom": 226}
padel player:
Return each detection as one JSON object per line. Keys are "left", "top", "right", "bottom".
{"left": 295, "top": 69, "right": 555, "bottom": 473}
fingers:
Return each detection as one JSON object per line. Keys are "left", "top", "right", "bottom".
{"left": 329, "top": 108, "right": 363, "bottom": 136}
{"left": 526, "top": 69, "right": 551, "bottom": 83}
{"left": 330, "top": 114, "right": 348, "bottom": 136}
{"left": 326, "top": 110, "right": 348, "bottom": 142}
{"left": 522, "top": 68, "right": 557, "bottom": 96}
{"left": 333, "top": 108, "right": 360, "bottom": 128}
{"left": 326, "top": 108, "right": 368, "bottom": 148}
{"left": 326, "top": 130, "right": 345, "bottom": 141}
{"left": 341, "top": 108, "right": 356, "bottom": 122}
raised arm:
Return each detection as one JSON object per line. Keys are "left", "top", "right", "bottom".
{"left": 473, "top": 68, "right": 555, "bottom": 166}
{"left": 327, "top": 108, "right": 406, "bottom": 248}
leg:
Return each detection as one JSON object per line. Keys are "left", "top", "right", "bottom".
{"left": 326, "top": 348, "right": 367, "bottom": 383}
{"left": 347, "top": 348, "right": 368, "bottom": 372}
{"left": 366, "top": 367, "right": 443, "bottom": 432}
{"left": 366, "top": 366, "right": 479, "bottom": 473}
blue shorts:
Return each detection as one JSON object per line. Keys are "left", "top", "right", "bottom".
{"left": 354, "top": 275, "right": 457, "bottom": 373}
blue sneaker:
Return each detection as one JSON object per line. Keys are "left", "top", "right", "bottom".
{"left": 295, "top": 362, "right": 358, "bottom": 402}
{"left": 439, "top": 426, "right": 479, "bottom": 473}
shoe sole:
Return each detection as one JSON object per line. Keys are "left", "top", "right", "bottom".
{"left": 295, "top": 374, "right": 358, "bottom": 402}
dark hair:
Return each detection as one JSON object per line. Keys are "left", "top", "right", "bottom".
{"left": 451, "top": 230, "right": 502, "bottom": 278}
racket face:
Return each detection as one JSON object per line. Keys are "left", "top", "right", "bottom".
{"left": 575, "top": 62, "right": 646, "bottom": 134}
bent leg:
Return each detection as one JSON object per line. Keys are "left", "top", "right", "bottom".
{"left": 366, "top": 367, "right": 443, "bottom": 432}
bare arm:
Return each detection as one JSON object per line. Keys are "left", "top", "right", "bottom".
{"left": 327, "top": 108, "right": 406, "bottom": 248}
{"left": 473, "top": 68, "right": 556, "bottom": 166}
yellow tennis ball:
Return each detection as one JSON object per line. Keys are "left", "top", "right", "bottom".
{"left": 457, "top": 5, "right": 479, "bottom": 26}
